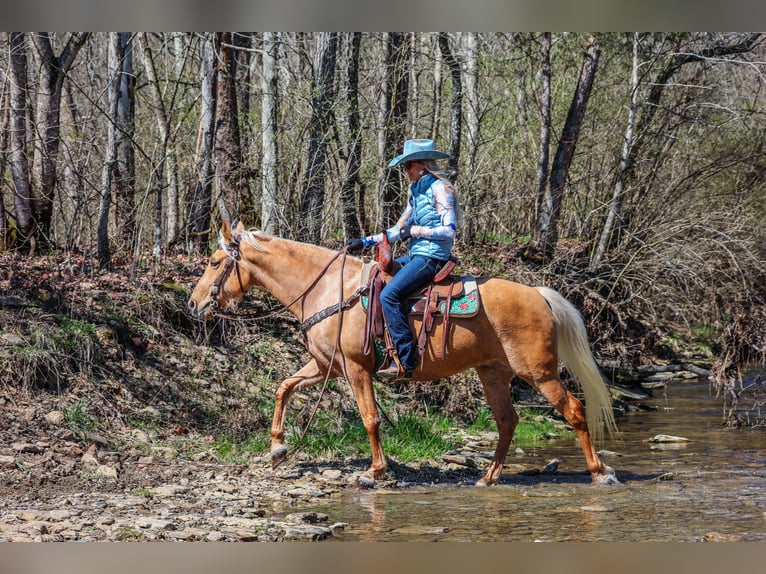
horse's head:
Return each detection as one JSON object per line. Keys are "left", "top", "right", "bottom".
{"left": 187, "top": 220, "right": 252, "bottom": 318}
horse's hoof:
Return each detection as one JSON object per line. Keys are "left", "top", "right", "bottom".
{"left": 356, "top": 474, "right": 376, "bottom": 489}
{"left": 267, "top": 446, "right": 288, "bottom": 469}
{"left": 593, "top": 466, "right": 621, "bottom": 486}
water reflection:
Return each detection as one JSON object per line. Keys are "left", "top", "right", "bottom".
{"left": 310, "top": 378, "right": 766, "bottom": 541}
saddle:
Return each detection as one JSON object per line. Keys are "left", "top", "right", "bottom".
{"left": 363, "top": 233, "right": 478, "bottom": 368}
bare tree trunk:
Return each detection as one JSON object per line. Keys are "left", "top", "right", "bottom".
{"left": 590, "top": 32, "right": 640, "bottom": 271}
{"left": 438, "top": 33, "right": 462, "bottom": 179}
{"left": 463, "top": 32, "right": 480, "bottom": 168}
{"left": 300, "top": 32, "right": 338, "bottom": 243}
{"left": 213, "top": 32, "right": 246, "bottom": 224}
{"left": 340, "top": 32, "right": 362, "bottom": 240}
{"left": 8, "top": 32, "right": 34, "bottom": 253}
{"left": 114, "top": 32, "right": 136, "bottom": 254}
{"left": 187, "top": 34, "right": 216, "bottom": 254}
{"left": 0, "top": 74, "right": 9, "bottom": 250}
{"left": 430, "top": 34, "right": 442, "bottom": 142}
{"left": 30, "top": 32, "right": 89, "bottom": 249}
{"left": 378, "top": 32, "right": 410, "bottom": 231}
{"left": 533, "top": 32, "right": 552, "bottom": 227}
{"left": 97, "top": 33, "right": 122, "bottom": 269}
{"left": 261, "top": 32, "right": 279, "bottom": 235}
{"left": 532, "top": 35, "right": 600, "bottom": 259}
{"left": 139, "top": 33, "right": 170, "bottom": 259}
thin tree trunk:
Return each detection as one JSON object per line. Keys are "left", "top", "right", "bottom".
{"left": 300, "top": 32, "right": 338, "bottom": 243}
{"left": 533, "top": 32, "right": 552, "bottom": 227}
{"left": 213, "top": 32, "right": 246, "bottom": 224}
{"left": 340, "top": 32, "right": 362, "bottom": 240}
{"left": 438, "top": 32, "right": 462, "bottom": 179}
{"left": 97, "top": 33, "right": 122, "bottom": 269}
{"left": 590, "top": 32, "right": 640, "bottom": 271}
{"left": 30, "top": 32, "right": 89, "bottom": 249}
{"left": 8, "top": 32, "right": 34, "bottom": 253}
{"left": 378, "top": 32, "right": 410, "bottom": 231}
{"left": 532, "top": 35, "right": 600, "bottom": 259}
{"left": 114, "top": 32, "right": 136, "bottom": 254}
{"left": 463, "top": 32, "right": 480, "bottom": 168}
{"left": 187, "top": 34, "right": 216, "bottom": 254}
{"left": 139, "top": 33, "right": 170, "bottom": 259}
{"left": 0, "top": 74, "right": 9, "bottom": 250}
{"left": 261, "top": 32, "right": 279, "bottom": 235}
{"left": 430, "top": 34, "right": 442, "bottom": 142}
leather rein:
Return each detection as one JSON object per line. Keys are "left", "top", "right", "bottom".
{"left": 210, "top": 239, "right": 365, "bottom": 338}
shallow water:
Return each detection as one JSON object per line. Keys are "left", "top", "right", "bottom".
{"left": 310, "top": 377, "right": 766, "bottom": 541}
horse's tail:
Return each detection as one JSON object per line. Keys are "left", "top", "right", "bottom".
{"left": 536, "top": 286, "right": 619, "bottom": 444}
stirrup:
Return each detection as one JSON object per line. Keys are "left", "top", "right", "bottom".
{"left": 376, "top": 362, "right": 413, "bottom": 381}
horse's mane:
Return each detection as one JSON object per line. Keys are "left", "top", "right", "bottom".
{"left": 219, "top": 226, "right": 342, "bottom": 258}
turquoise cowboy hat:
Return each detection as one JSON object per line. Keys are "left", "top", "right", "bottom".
{"left": 388, "top": 139, "right": 451, "bottom": 167}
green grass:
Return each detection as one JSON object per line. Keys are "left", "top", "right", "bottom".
{"left": 64, "top": 399, "right": 97, "bottom": 433}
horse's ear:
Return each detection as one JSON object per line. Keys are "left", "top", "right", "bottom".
{"left": 220, "top": 220, "right": 232, "bottom": 243}
{"left": 234, "top": 220, "right": 246, "bottom": 237}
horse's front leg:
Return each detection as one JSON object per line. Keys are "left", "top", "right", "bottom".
{"left": 346, "top": 365, "right": 387, "bottom": 487}
{"left": 268, "top": 359, "right": 327, "bottom": 469}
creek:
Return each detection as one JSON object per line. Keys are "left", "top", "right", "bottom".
{"left": 305, "top": 374, "right": 766, "bottom": 541}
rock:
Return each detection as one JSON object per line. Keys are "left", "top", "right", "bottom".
{"left": 81, "top": 445, "right": 98, "bottom": 467}
{"left": 282, "top": 524, "right": 332, "bottom": 541}
{"left": 542, "top": 459, "right": 560, "bottom": 474}
{"left": 286, "top": 486, "right": 326, "bottom": 498}
{"left": 96, "top": 465, "right": 118, "bottom": 479}
{"left": 441, "top": 454, "right": 476, "bottom": 467}
{"left": 44, "top": 411, "right": 66, "bottom": 426}
{"left": 647, "top": 434, "right": 690, "bottom": 443}
{"left": 0, "top": 455, "right": 16, "bottom": 467}
{"left": 321, "top": 469, "right": 342, "bottom": 480}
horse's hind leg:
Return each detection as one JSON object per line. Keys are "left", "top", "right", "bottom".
{"left": 268, "top": 359, "right": 327, "bottom": 469}
{"left": 475, "top": 365, "right": 519, "bottom": 486}
{"left": 531, "top": 375, "right": 616, "bottom": 484}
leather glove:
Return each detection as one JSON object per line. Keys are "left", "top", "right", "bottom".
{"left": 399, "top": 224, "right": 412, "bottom": 240}
{"left": 345, "top": 238, "right": 365, "bottom": 253}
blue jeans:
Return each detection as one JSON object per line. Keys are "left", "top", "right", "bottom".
{"left": 380, "top": 254, "right": 445, "bottom": 371}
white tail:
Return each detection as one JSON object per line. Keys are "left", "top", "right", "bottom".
{"left": 536, "top": 286, "right": 619, "bottom": 443}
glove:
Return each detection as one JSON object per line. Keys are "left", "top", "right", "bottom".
{"left": 345, "top": 238, "right": 365, "bottom": 253}
{"left": 399, "top": 224, "right": 412, "bottom": 240}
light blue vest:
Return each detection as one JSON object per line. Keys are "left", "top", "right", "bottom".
{"left": 408, "top": 180, "right": 453, "bottom": 261}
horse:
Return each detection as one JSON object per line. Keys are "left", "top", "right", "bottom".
{"left": 187, "top": 220, "right": 620, "bottom": 487}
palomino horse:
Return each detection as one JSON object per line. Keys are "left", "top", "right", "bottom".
{"left": 188, "top": 221, "right": 620, "bottom": 487}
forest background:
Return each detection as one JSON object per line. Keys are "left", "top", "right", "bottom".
{"left": 0, "top": 32, "right": 765, "bottom": 427}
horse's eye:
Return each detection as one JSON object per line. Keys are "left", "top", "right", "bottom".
{"left": 210, "top": 259, "right": 221, "bottom": 269}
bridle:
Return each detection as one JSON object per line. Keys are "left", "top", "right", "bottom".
{"left": 209, "top": 237, "right": 246, "bottom": 310}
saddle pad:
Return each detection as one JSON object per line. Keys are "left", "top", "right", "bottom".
{"left": 362, "top": 275, "right": 481, "bottom": 317}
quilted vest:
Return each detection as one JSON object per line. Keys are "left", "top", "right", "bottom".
{"left": 408, "top": 179, "right": 453, "bottom": 261}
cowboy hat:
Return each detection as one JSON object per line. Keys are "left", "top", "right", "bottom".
{"left": 388, "top": 139, "right": 451, "bottom": 167}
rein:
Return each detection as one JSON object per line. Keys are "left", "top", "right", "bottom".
{"left": 208, "top": 238, "right": 359, "bottom": 442}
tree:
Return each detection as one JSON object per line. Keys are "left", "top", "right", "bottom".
{"left": 8, "top": 32, "right": 34, "bottom": 253}
{"left": 590, "top": 32, "right": 639, "bottom": 271}
{"left": 97, "top": 33, "right": 122, "bottom": 269}
{"left": 213, "top": 32, "right": 247, "bottom": 224}
{"left": 187, "top": 33, "right": 216, "bottom": 254}
{"left": 533, "top": 32, "right": 552, "bottom": 244}
{"left": 300, "top": 32, "right": 338, "bottom": 243}
{"left": 30, "top": 32, "right": 89, "bottom": 249}
{"left": 378, "top": 32, "right": 410, "bottom": 231}
{"left": 114, "top": 32, "right": 136, "bottom": 254}
{"left": 0, "top": 69, "right": 10, "bottom": 250}
{"left": 340, "top": 32, "right": 363, "bottom": 240}
{"left": 532, "top": 34, "right": 600, "bottom": 259}
{"left": 438, "top": 33, "right": 462, "bottom": 179}
{"left": 261, "top": 32, "right": 280, "bottom": 235}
